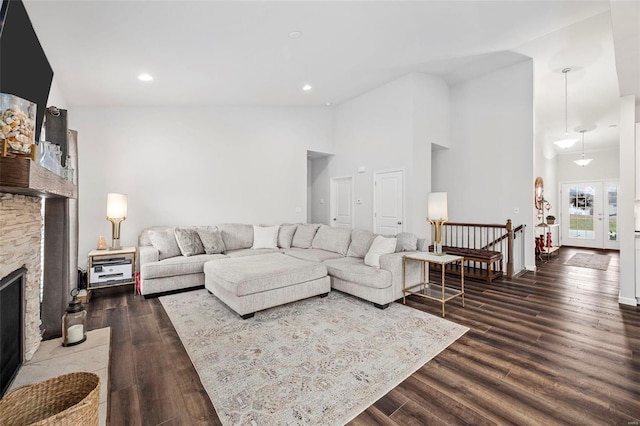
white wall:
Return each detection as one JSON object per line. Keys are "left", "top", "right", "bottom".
{"left": 433, "top": 59, "right": 535, "bottom": 268}
{"left": 556, "top": 147, "right": 620, "bottom": 182}
{"left": 323, "top": 73, "right": 449, "bottom": 237}
{"left": 619, "top": 95, "right": 636, "bottom": 305}
{"left": 46, "top": 76, "right": 69, "bottom": 110}
{"left": 308, "top": 156, "right": 331, "bottom": 224}
{"left": 70, "top": 106, "right": 333, "bottom": 263}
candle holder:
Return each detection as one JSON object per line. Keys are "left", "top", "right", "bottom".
{"left": 62, "top": 288, "right": 87, "bottom": 347}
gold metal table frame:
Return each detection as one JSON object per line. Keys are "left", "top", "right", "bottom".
{"left": 402, "top": 252, "right": 465, "bottom": 317}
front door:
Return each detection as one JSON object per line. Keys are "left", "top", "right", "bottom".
{"left": 330, "top": 176, "right": 353, "bottom": 229}
{"left": 561, "top": 181, "right": 619, "bottom": 249}
{"left": 374, "top": 170, "right": 404, "bottom": 235}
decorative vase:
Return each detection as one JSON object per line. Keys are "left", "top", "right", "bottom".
{"left": 97, "top": 236, "right": 107, "bottom": 250}
{"left": 39, "top": 141, "right": 62, "bottom": 175}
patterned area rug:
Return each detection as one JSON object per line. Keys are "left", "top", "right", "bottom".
{"left": 160, "top": 289, "right": 468, "bottom": 425}
{"left": 564, "top": 253, "right": 611, "bottom": 270}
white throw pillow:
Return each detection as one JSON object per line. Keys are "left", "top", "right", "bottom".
{"left": 364, "top": 236, "right": 397, "bottom": 268}
{"left": 252, "top": 225, "right": 279, "bottom": 249}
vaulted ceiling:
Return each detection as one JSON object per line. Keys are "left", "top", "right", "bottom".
{"left": 24, "top": 0, "right": 624, "bottom": 154}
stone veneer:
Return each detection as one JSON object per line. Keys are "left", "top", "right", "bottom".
{"left": 0, "top": 193, "right": 43, "bottom": 360}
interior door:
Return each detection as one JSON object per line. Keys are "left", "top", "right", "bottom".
{"left": 330, "top": 176, "right": 353, "bottom": 229}
{"left": 374, "top": 170, "right": 404, "bottom": 235}
{"left": 561, "top": 181, "right": 608, "bottom": 249}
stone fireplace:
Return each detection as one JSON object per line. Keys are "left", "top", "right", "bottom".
{"left": 0, "top": 193, "right": 43, "bottom": 361}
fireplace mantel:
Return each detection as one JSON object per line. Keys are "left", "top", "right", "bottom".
{"left": 0, "top": 157, "right": 76, "bottom": 199}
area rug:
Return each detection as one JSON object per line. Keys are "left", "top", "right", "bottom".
{"left": 564, "top": 253, "right": 611, "bottom": 270}
{"left": 160, "top": 289, "right": 468, "bottom": 425}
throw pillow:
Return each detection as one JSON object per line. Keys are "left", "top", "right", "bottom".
{"left": 174, "top": 228, "right": 205, "bottom": 257}
{"left": 291, "top": 224, "right": 321, "bottom": 249}
{"left": 197, "top": 227, "right": 225, "bottom": 254}
{"left": 347, "top": 229, "right": 376, "bottom": 258}
{"left": 395, "top": 232, "right": 418, "bottom": 252}
{"left": 364, "top": 235, "right": 397, "bottom": 268}
{"left": 148, "top": 229, "right": 182, "bottom": 260}
{"left": 278, "top": 224, "right": 298, "bottom": 249}
{"left": 311, "top": 225, "right": 352, "bottom": 255}
{"left": 252, "top": 225, "right": 279, "bottom": 249}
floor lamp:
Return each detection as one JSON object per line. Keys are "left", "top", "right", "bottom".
{"left": 427, "top": 192, "right": 448, "bottom": 255}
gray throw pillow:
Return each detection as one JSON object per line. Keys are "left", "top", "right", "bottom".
{"left": 174, "top": 228, "right": 205, "bottom": 257}
{"left": 395, "top": 232, "right": 418, "bottom": 252}
{"left": 197, "top": 227, "right": 226, "bottom": 254}
{"left": 148, "top": 229, "right": 182, "bottom": 260}
{"left": 291, "top": 224, "right": 321, "bottom": 249}
{"left": 278, "top": 224, "right": 298, "bottom": 249}
{"left": 347, "top": 229, "right": 376, "bottom": 258}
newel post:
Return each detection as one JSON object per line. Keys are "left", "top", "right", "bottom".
{"left": 506, "top": 219, "right": 513, "bottom": 278}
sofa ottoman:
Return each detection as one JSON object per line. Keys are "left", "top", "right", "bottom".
{"left": 204, "top": 253, "right": 330, "bottom": 319}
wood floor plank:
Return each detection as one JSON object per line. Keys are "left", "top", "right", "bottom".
{"left": 109, "top": 386, "right": 142, "bottom": 426}
{"left": 88, "top": 246, "right": 640, "bottom": 425}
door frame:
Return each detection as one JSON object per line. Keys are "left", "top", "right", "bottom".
{"left": 330, "top": 175, "right": 354, "bottom": 228}
{"left": 373, "top": 168, "right": 405, "bottom": 234}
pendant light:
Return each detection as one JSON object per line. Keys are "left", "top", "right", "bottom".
{"left": 573, "top": 129, "right": 593, "bottom": 167}
{"left": 554, "top": 68, "right": 579, "bottom": 149}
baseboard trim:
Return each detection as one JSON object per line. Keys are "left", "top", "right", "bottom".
{"left": 618, "top": 295, "right": 638, "bottom": 306}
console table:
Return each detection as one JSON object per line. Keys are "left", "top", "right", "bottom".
{"left": 536, "top": 222, "right": 560, "bottom": 261}
{"left": 402, "top": 252, "right": 465, "bottom": 317}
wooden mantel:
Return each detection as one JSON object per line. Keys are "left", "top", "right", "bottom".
{"left": 0, "top": 157, "right": 77, "bottom": 198}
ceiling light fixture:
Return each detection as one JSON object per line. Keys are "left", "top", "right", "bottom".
{"left": 138, "top": 73, "right": 153, "bottom": 82}
{"left": 325, "top": 101, "right": 333, "bottom": 107}
{"left": 573, "top": 129, "right": 593, "bottom": 167}
{"left": 553, "top": 68, "right": 578, "bottom": 149}
{"left": 288, "top": 31, "right": 302, "bottom": 39}
{"left": 302, "top": 84, "right": 312, "bottom": 91}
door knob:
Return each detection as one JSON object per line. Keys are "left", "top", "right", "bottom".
{"left": 397, "top": 221, "right": 402, "bottom": 225}
{"left": 333, "top": 218, "right": 337, "bottom": 221}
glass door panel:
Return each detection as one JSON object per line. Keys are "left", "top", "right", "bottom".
{"left": 562, "top": 182, "right": 603, "bottom": 249}
{"left": 604, "top": 182, "right": 619, "bottom": 250}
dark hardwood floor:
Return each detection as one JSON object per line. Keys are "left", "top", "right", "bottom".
{"left": 86, "top": 247, "right": 640, "bottom": 425}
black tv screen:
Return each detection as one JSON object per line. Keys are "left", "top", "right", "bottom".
{"left": 0, "top": 0, "right": 53, "bottom": 142}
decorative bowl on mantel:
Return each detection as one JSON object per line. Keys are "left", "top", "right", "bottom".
{"left": 0, "top": 93, "right": 36, "bottom": 159}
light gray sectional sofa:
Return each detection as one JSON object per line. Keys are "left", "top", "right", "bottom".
{"left": 138, "top": 223, "right": 425, "bottom": 316}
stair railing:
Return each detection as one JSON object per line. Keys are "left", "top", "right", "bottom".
{"left": 441, "top": 219, "right": 526, "bottom": 278}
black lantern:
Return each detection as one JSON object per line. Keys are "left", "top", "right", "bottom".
{"left": 62, "top": 288, "right": 87, "bottom": 346}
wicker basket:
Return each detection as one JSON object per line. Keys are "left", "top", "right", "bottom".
{"left": 0, "top": 372, "right": 100, "bottom": 426}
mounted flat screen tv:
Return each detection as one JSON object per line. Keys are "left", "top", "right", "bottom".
{"left": 0, "top": 0, "right": 53, "bottom": 142}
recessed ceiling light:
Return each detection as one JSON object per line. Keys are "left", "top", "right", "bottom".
{"left": 138, "top": 73, "right": 153, "bottom": 82}
{"left": 302, "top": 84, "right": 312, "bottom": 91}
{"left": 289, "top": 31, "right": 302, "bottom": 39}
{"left": 325, "top": 101, "right": 333, "bottom": 107}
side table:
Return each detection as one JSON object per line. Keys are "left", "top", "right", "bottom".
{"left": 87, "top": 247, "right": 137, "bottom": 295}
{"left": 402, "top": 252, "right": 465, "bottom": 317}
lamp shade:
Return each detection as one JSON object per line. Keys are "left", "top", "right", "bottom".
{"left": 106, "top": 193, "right": 127, "bottom": 219}
{"left": 427, "top": 192, "right": 448, "bottom": 220}
{"left": 553, "top": 138, "right": 578, "bottom": 149}
{"left": 573, "top": 158, "right": 593, "bottom": 167}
